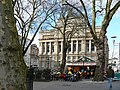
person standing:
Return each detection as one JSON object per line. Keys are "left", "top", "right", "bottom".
{"left": 106, "top": 66, "right": 114, "bottom": 89}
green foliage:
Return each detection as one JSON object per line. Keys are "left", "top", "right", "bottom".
{"left": 33, "top": 68, "right": 51, "bottom": 81}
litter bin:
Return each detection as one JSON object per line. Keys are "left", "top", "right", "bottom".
{"left": 26, "top": 66, "right": 34, "bottom": 90}
{"left": 26, "top": 78, "right": 33, "bottom": 90}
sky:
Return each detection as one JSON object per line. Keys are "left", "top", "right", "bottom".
{"left": 31, "top": 0, "right": 120, "bottom": 59}
{"left": 32, "top": 13, "right": 120, "bottom": 59}
{"left": 106, "top": 10, "right": 120, "bottom": 59}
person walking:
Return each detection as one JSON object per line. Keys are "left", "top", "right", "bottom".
{"left": 106, "top": 66, "right": 114, "bottom": 89}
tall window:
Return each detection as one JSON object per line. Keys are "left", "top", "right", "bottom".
{"left": 58, "top": 41, "right": 61, "bottom": 53}
{"left": 73, "top": 41, "right": 76, "bottom": 52}
{"left": 68, "top": 41, "right": 71, "bottom": 53}
{"left": 67, "top": 56, "right": 71, "bottom": 62}
{"left": 91, "top": 40, "right": 95, "bottom": 52}
{"left": 73, "top": 56, "right": 76, "bottom": 62}
{"left": 78, "top": 56, "right": 80, "bottom": 59}
{"left": 47, "top": 42, "right": 50, "bottom": 53}
{"left": 51, "top": 61, "right": 54, "bottom": 68}
{"left": 51, "top": 42, "right": 54, "bottom": 53}
{"left": 42, "top": 42, "right": 45, "bottom": 53}
{"left": 78, "top": 40, "right": 81, "bottom": 52}
{"left": 58, "top": 56, "right": 61, "bottom": 61}
{"left": 86, "top": 40, "right": 89, "bottom": 52}
{"left": 41, "top": 57, "right": 45, "bottom": 67}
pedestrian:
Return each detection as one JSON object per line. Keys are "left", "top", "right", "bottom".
{"left": 106, "top": 66, "right": 114, "bottom": 89}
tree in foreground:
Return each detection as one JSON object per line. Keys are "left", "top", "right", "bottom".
{"left": 63, "top": 0, "right": 120, "bottom": 81}
{"left": 0, "top": 0, "right": 26, "bottom": 89}
{"left": 14, "top": 0, "right": 57, "bottom": 56}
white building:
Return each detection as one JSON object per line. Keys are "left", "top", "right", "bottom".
{"left": 108, "top": 58, "right": 120, "bottom": 71}
{"left": 30, "top": 44, "right": 39, "bottom": 67}
{"left": 19, "top": 36, "right": 31, "bottom": 67}
{"left": 38, "top": 17, "right": 108, "bottom": 71}
{"left": 19, "top": 36, "right": 39, "bottom": 67}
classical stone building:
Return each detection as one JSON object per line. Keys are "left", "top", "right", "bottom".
{"left": 19, "top": 36, "right": 39, "bottom": 67}
{"left": 19, "top": 36, "right": 31, "bottom": 67}
{"left": 30, "top": 44, "right": 39, "bottom": 67}
{"left": 39, "top": 17, "right": 108, "bottom": 71}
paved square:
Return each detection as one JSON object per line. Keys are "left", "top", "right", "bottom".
{"left": 33, "top": 80, "right": 120, "bottom": 90}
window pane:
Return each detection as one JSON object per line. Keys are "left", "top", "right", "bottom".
{"left": 58, "top": 41, "right": 61, "bottom": 53}
{"left": 42, "top": 42, "right": 45, "bottom": 53}
{"left": 78, "top": 40, "right": 81, "bottom": 52}
{"left": 47, "top": 42, "right": 50, "bottom": 53}
{"left": 67, "top": 56, "right": 71, "bottom": 62}
{"left": 73, "top": 41, "right": 76, "bottom": 52}
{"left": 91, "top": 40, "right": 95, "bottom": 51}
{"left": 51, "top": 42, "right": 54, "bottom": 53}
{"left": 68, "top": 41, "right": 71, "bottom": 52}
{"left": 86, "top": 40, "right": 89, "bottom": 52}
{"left": 73, "top": 56, "right": 76, "bottom": 62}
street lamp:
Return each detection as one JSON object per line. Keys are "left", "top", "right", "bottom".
{"left": 111, "top": 36, "right": 120, "bottom": 70}
{"left": 111, "top": 36, "right": 117, "bottom": 38}
{"left": 82, "top": 57, "right": 85, "bottom": 71}
{"left": 111, "top": 36, "right": 117, "bottom": 59}
{"left": 82, "top": 57, "right": 85, "bottom": 78}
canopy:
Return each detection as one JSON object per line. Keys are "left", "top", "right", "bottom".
{"left": 66, "top": 56, "right": 96, "bottom": 66}
{"left": 77, "top": 56, "right": 95, "bottom": 63}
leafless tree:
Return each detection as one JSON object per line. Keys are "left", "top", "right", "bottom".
{"left": 62, "top": 0, "right": 120, "bottom": 81}
{"left": 46, "top": 4, "right": 86, "bottom": 72}
{"left": 14, "top": 0, "right": 57, "bottom": 56}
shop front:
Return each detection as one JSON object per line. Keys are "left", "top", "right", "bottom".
{"left": 66, "top": 62, "right": 96, "bottom": 72}
{"left": 66, "top": 56, "right": 96, "bottom": 78}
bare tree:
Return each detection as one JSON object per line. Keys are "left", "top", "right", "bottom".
{"left": 14, "top": 0, "right": 57, "bottom": 56}
{"left": 63, "top": 0, "right": 120, "bottom": 81}
{"left": 46, "top": 4, "right": 86, "bottom": 72}
{"left": 0, "top": 0, "right": 26, "bottom": 89}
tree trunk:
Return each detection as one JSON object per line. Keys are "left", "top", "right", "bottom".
{"left": 60, "top": 37, "right": 68, "bottom": 73}
{"left": 60, "top": 47, "right": 67, "bottom": 73}
{"left": 93, "top": 39, "right": 105, "bottom": 81}
{"left": 0, "top": 1, "right": 27, "bottom": 90}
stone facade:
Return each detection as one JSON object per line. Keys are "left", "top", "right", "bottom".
{"left": 38, "top": 17, "right": 108, "bottom": 70}
{"left": 19, "top": 36, "right": 39, "bottom": 67}
{"left": 19, "top": 36, "right": 31, "bottom": 67}
{"left": 30, "top": 44, "right": 39, "bottom": 67}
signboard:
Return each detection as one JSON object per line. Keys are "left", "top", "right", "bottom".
{"left": 66, "top": 62, "right": 96, "bottom": 66}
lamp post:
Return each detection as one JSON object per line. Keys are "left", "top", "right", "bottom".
{"left": 82, "top": 57, "right": 85, "bottom": 78}
{"left": 82, "top": 60, "right": 85, "bottom": 72}
{"left": 111, "top": 36, "right": 117, "bottom": 59}
{"left": 27, "top": 45, "right": 38, "bottom": 90}
{"left": 111, "top": 36, "right": 120, "bottom": 70}
{"left": 118, "top": 43, "right": 120, "bottom": 70}
{"left": 58, "top": 61, "right": 61, "bottom": 71}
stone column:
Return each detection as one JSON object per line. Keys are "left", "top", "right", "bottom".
{"left": 81, "top": 40, "right": 86, "bottom": 54}
{"left": 89, "top": 40, "right": 91, "bottom": 53}
{"left": 40, "top": 42, "right": 42, "bottom": 54}
{"left": 95, "top": 46, "right": 96, "bottom": 52}
{"left": 45, "top": 42, "right": 47, "bottom": 54}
